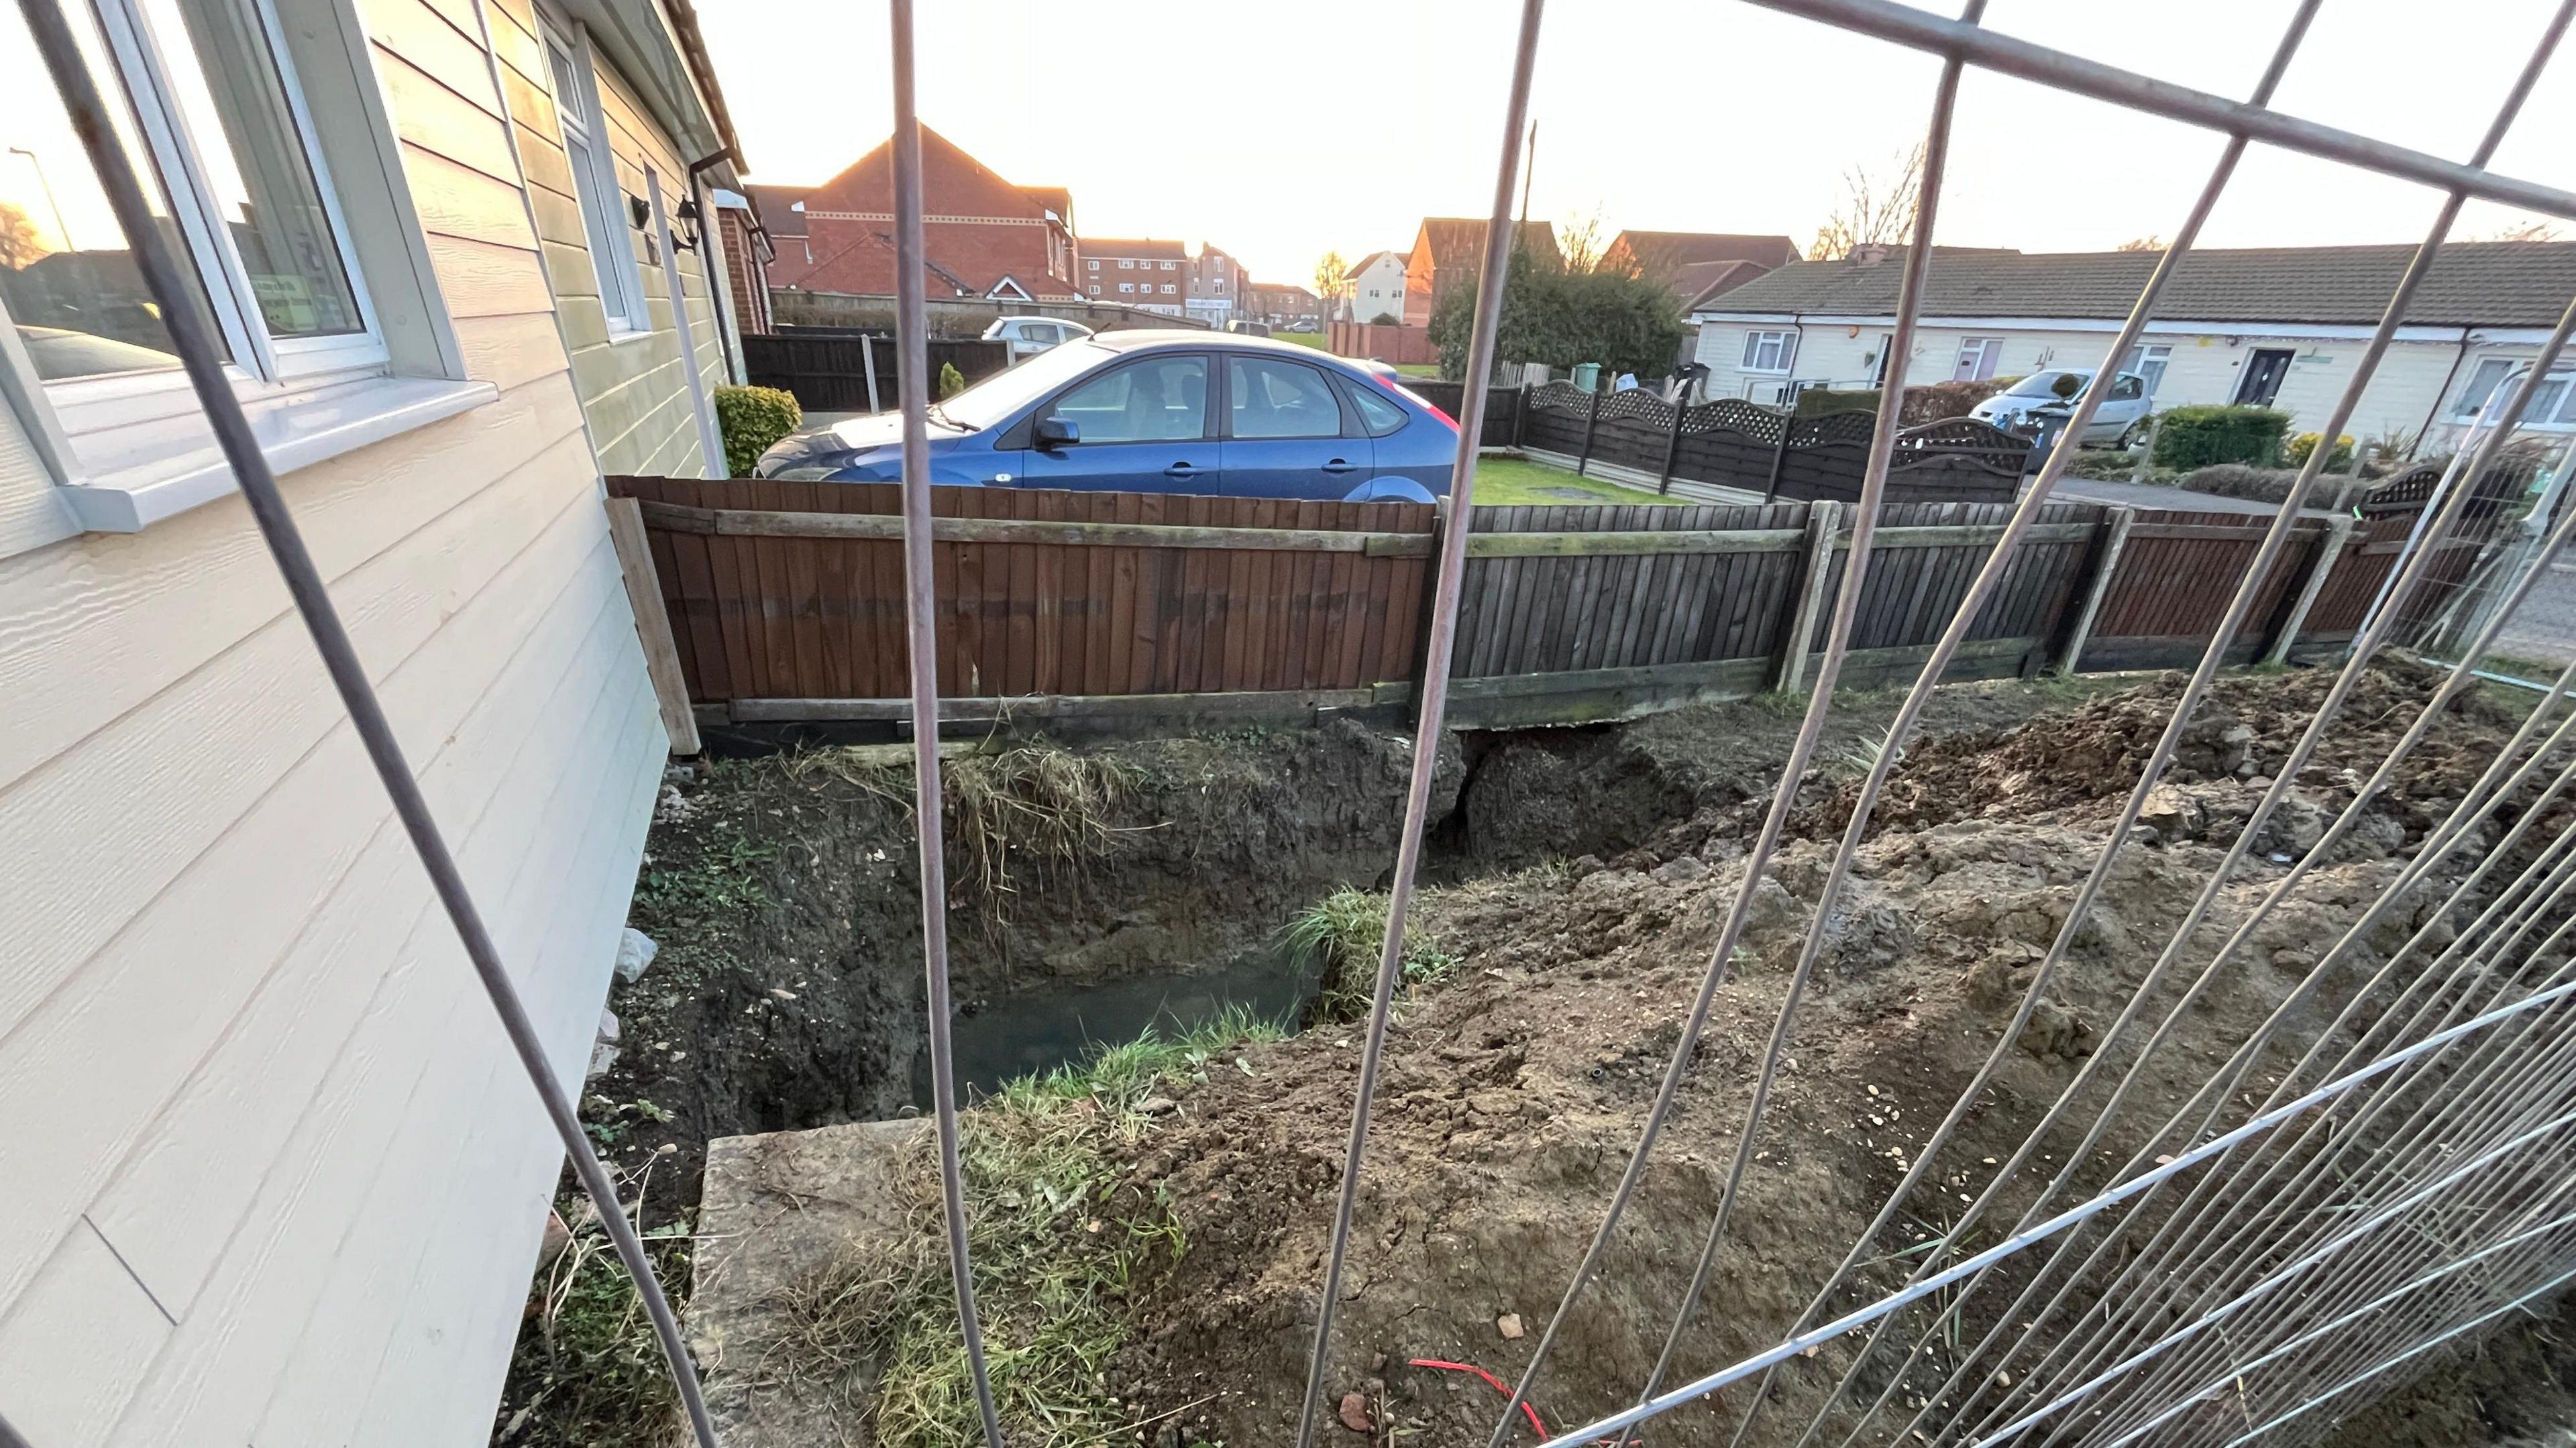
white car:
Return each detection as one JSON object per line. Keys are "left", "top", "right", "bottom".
{"left": 983, "top": 315, "right": 1093, "bottom": 362}
{"left": 1970, "top": 368, "right": 2151, "bottom": 446}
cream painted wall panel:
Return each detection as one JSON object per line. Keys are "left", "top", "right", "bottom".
{"left": 0, "top": 390, "right": 73, "bottom": 557}
{"left": 252, "top": 681, "right": 659, "bottom": 1448}
{"left": 0, "top": 426, "right": 599, "bottom": 1317}
{"left": 372, "top": 48, "right": 518, "bottom": 185}
{"left": 430, "top": 233, "right": 557, "bottom": 316}
{"left": 0, "top": 1222, "right": 170, "bottom": 1448}
{"left": 97, "top": 588, "right": 645, "bottom": 1448}
{"left": 0, "top": 381, "right": 582, "bottom": 1018}
{"left": 456, "top": 310, "right": 574, "bottom": 392}
{"left": 64, "top": 441, "right": 606, "bottom": 1313}
{"left": 359, "top": 0, "right": 504, "bottom": 119}
{"left": 100, "top": 587, "right": 644, "bottom": 1443}
{"left": 399, "top": 143, "right": 541, "bottom": 252}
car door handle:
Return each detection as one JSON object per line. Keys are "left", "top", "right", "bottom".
{"left": 1321, "top": 459, "right": 1360, "bottom": 474}
{"left": 1163, "top": 461, "right": 1204, "bottom": 478}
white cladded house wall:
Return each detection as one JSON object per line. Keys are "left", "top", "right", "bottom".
{"left": 0, "top": 0, "right": 744, "bottom": 1439}
{"left": 1342, "top": 250, "right": 1409, "bottom": 324}
{"left": 1689, "top": 244, "right": 2576, "bottom": 455}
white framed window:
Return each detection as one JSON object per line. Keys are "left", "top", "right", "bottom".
{"left": 1, "top": 0, "right": 485, "bottom": 541}
{"left": 1087, "top": 258, "right": 1097, "bottom": 270}
{"left": 1118, "top": 259, "right": 1133, "bottom": 269}
{"left": 2121, "top": 343, "right": 2171, "bottom": 396}
{"left": 1161, "top": 259, "right": 1175, "bottom": 270}
{"left": 1089, "top": 284, "right": 1101, "bottom": 295}
{"left": 1739, "top": 329, "right": 1795, "bottom": 373}
{"left": 2452, "top": 357, "right": 2576, "bottom": 427}
{"left": 1118, "top": 282, "right": 1133, "bottom": 293}
{"left": 537, "top": 10, "right": 644, "bottom": 335}
{"left": 1955, "top": 336, "right": 2004, "bottom": 382}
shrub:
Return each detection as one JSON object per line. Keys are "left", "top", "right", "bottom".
{"left": 1796, "top": 387, "right": 1878, "bottom": 417}
{"left": 2287, "top": 431, "right": 2355, "bottom": 470}
{"left": 710, "top": 384, "right": 801, "bottom": 477}
{"left": 1368, "top": 311, "right": 1401, "bottom": 327}
{"left": 2178, "top": 463, "right": 2370, "bottom": 509}
{"left": 1428, "top": 245, "right": 1688, "bottom": 379}
{"left": 2151, "top": 404, "right": 2291, "bottom": 469}
{"left": 1898, "top": 376, "right": 2017, "bottom": 427}
{"left": 936, "top": 361, "right": 967, "bottom": 400}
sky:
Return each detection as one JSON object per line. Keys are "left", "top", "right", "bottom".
{"left": 692, "top": 0, "right": 2576, "bottom": 290}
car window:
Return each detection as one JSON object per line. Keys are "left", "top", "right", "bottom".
{"left": 1349, "top": 383, "right": 1407, "bottom": 437}
{"left": 1049, "top": 355, "right": 1208, "bottom": 443}
{"left": 2004, "top": 371, "right": 2080, "bottom": 398}
{"left": 2111, "top": 375, "right": 2143, "bottom": 400}
{"left": 1230, "top": 357, "right": 1344, "bottom": 439}
{"left": 940, "top": 339, "right": 1111, "bottom": 427}
{"left": 1028, "top": 323, "right": 1061, "bottom": 344}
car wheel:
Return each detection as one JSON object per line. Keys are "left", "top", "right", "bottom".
{"left": 2115, "top": 422, "right": 2140, "bottom": 449}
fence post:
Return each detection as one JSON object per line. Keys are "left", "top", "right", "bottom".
{"left": 1508, "top": 384, "right": 1527, "bottom": 448}
{"left": 2264, "top": 514, "right": 2356, "bottom": 665}
{"left": 861, "top": 334, "right": 882, "bottom": 414}
{"left": 1762, "top": 407, "right": 1795, "bottom": 504}
{"left": 2127, "top": 412, "right": 2162, "bottom": 485}
{"left": 1656, "top": 394, "right": 1688, "bottom": 495}
{"left": 1773, "top": 500, "right": 1840, "bottom": 693}
{"left": 1574, "top": 382, "right": 1605, "bottom": 476}
{"left": 603, "top": 497, "right": 703, "bottom": 755}
{"left": 1406, "top": 494, "right": 1453, "bottom": 724}
{"left": 2057, "top": 504, "right": 2137, "bottom": 674}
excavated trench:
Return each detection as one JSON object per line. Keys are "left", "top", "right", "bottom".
{"left": 528, "top": 663, "right": 2569, "bottom": 1448}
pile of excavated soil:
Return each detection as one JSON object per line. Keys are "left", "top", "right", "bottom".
{"left": 1091, "top": 661, "right": 2554, "bottom": 1448}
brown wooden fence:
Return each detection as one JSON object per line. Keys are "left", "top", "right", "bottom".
{"left": 602, "top": 477, "right": 2422, "bottom": 741}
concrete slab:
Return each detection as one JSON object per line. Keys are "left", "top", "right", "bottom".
{"left": 690, "top": 1118, "right": 930, "bottom": 1447}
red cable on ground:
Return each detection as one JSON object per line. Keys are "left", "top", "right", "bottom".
{"left": 1407, "top": 1359, "right": 1549, "bottom": 1439}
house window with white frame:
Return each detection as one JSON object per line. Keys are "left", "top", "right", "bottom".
{"left": 1087, "top": 259, "right": 1097, "bottom": 271}
{"left": 1739, "top": 329, "right": 1795, "bottom": 373}
{"left": 1955, "top": 336, "right": 2004, "bottom": 382}
{"left": 538, "top": 11, "right": 643, "bottom": 333}
{"left": 2452, "top": 357, "right": 2576, "bottom": 427}
{"left": 0, "top": 0, "right": 498, "bottom": 542}
{"left": 2121, "top": 343, "right": 2172, "bottom": 396}
{"left": 1118, "top": 282, "right": 1133, "bottom": 293}
{"left": 1118, "top": 259, "right": 1132, "bottom": 269}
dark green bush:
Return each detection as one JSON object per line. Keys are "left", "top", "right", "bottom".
{"left": 1796, "top": 387, "right": 1878, "bottom": 416}
{"left": 1428, "top": 245, "right": 1688, "bottom": 379}
{"left": 2151, "top": 404, "right": 2291, "bottom": 469}
{"left": 712, "top": 384, "right": 802, "bottom": 477}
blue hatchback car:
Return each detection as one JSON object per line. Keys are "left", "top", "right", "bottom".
{"left": 753, "top": 331, "right": 1459, "bottom": 502}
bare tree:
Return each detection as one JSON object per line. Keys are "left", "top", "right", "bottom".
{"left": 2116, "top": 235, "right": 2165, "bottom": 252}
{"left": 0, "top": 203, "right": 46, "bottom": 270}
{"left": 1809, "top": 144, "right": 1924, "bottom": 260}
{"left": 2474, "top": 218, "right": 2565, "bottom": 242}
{"left": 1558, "top": 207, "right": 1607, "bottom": 273}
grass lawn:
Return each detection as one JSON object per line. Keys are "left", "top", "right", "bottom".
{"left": 1395, "top": 362, "right": 1441, "bottom": 377}
{"left": 1468, "top": 454, "right": 1681, "bottom": 507}
{"left": 1275, "top": 331, "right": 1326, "bottom": 349}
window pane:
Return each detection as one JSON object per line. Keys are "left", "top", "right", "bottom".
{"left": 2455, "top": 359, "right": 2514, "bottom": 418}
{"left": 140, "top": 0, "right": 360, "bottom": 339}
{"left": 1350, "top": 384, "right": 1403, "bottom": 436}
{"left": 0, "top": 0, "right": 225, "bottom": 380}
{"left": 1051, "top": 356, "right": 1205, "bottom": 443}
{"left": 1230, "top": 357, "right": 1340, "bottom": 439}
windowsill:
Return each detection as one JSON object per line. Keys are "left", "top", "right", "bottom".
{"left": 607, "top": 325, "right": 657, "bottom": 346}
{"left": 60, "top": 373, "right": 499, "bottom": 533}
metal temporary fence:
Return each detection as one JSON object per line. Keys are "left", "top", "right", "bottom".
{"left": 19, "top": 0, "right": 2576, "bottom": 1445}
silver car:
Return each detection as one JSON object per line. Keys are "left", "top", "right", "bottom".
{"left": 1970, "top": 368, "right": 2151, "bottom": 446}
{"left": 982, "top": 315, "right": 1094, "bottom": 362}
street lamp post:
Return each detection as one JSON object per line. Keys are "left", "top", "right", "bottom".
{"left": 7, "top": 146, "right": 74, "bottom": 252}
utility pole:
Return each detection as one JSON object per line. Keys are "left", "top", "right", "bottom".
{"left": 1517, "top": 119, "right": 1537, "bottom": 232}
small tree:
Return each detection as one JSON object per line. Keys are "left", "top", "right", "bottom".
{"left": 1426, "top": 245, "right": 1686, "bottom": 380}
{"left": 1809, "top": 144, "right": 1924, "bottom": 260}
{"left": 2116, "top": 235, "right": 2165, "bottom": 252}
{"left": 1313, "top": 249, "right": 1351, "bottom": 316}
{"left": 0, "top": 202, "right": 46, "bottom": 270}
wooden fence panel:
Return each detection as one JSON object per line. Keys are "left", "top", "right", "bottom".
{"left": 1795, "top": 502, "right": 2100, "bottom": 679}
{"left": 2081, "top": 510, "right": 2326, "bottom": 671}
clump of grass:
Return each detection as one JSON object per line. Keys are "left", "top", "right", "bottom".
{"left": 771, "top": 1009, "right": 1286, "bottom": 1447}
{"left": 634, "top": 830, "right": 776, "bottom": 917}
{"left": 1287, "top": 885, "right": 1462, "bottom": 1022}
{"left": 785, "top": 739, "right": 1145, "bottom": 929}
{"left": 494, "top": 1157, "right": 692, "bottom": 1446}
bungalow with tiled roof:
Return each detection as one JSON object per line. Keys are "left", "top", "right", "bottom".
{"left": 1686, "top": 241, "right": 2576, "bottom": 449}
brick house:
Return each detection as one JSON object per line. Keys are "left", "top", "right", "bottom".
{"left": 1403, "top": 217, "right": 1558, "bottom": 327}
{"left": 1600, "top": 229, "right": 1803, "bottom": 309}
{"left": 1249, "top": 282, "right": 1323, "bottom": 329}
{"left": 755, "top": 125, "right": 1079, "bottom": 301}
{"left": 1081, "top": 237, "right": 1190, "bottom": 315}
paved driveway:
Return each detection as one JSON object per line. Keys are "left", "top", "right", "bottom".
{"left": 2033, "top": 474, "right": 2343, "bottom": 520}
{"left": 2495, "top": 555, "right": 2576, "bottom": 669}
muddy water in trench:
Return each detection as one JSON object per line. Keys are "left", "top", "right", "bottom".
{"left": 922, "top": 944, "right": 1322, "bottom": 1103}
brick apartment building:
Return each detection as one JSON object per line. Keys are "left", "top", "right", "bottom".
{"left": 753, "top": 125, "right": 1079, "bottom": 301}
{"left": 1185, "top": 243, "right": 1247, "bottom": 326}
{"left": 1080, "top": 237, "right": 1190, "bottom": 315}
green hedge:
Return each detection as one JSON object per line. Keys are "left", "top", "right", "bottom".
{"left": 2150, "top": 405, "right": 2291, "bottom": 469}
{"left": 1796, "top": 387, "right": 1878, "bottom": 416}
{"left": 712, "top": 384, "right": 802, "bottom": 477}
{"left": 2286, "top": 431, "right": 2355, "bottom": 470}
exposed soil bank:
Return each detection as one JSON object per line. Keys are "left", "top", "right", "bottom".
{"left": 517, "top": 661, "right": 2562, "bottom": 1448}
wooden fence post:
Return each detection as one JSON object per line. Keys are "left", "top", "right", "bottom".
{"left": 1774, "top": 500, "right": 1841, "bottom": 693}
{"left": 1406, "top": 495, "right": 1452, "bottom": 723}
{"left": 1508, "top": 384, "right": 1527, "bottom": 447}
{"left": 861, "top": 334, "right": 881, "bottom": 414}
{"left": 1575, "top": 383, "right": 1605, "bottom": 476}
{"left": 2057, "top": 504, "right": 2136, "bottom": 675}
{"left": 1656, "top": 394, "right": 1688, "bottom": 495}
{"left": 604, "top": 496, "right": 703, "bottom": 755}
{"left": 1762, "top": 408, "right": 1796, "bottom": 504}
{"left": 2264, "top": 514, "right": 2355, "bottom": 665}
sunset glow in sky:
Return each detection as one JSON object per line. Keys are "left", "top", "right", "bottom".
{"left": 692, "top": 0, "right": 2576, "bottom": 288}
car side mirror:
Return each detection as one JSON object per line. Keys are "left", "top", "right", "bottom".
{"left": 1033, "top": 414, "right": 1079, "bottom": 449}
